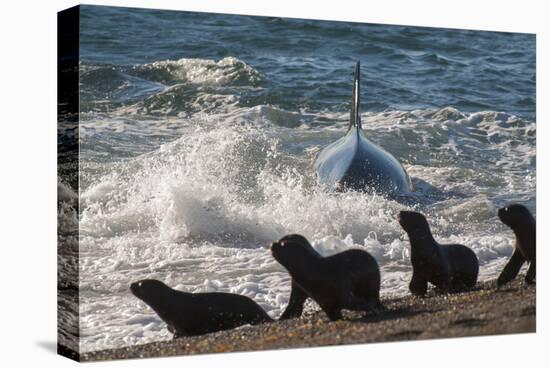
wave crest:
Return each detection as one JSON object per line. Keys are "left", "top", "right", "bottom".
{"left": 138, "top": 56, "right": 262, "bottom": 86}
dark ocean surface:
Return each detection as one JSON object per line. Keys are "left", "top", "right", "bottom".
{"left": 79, "top": 6, "right": 535, "bottom": 119}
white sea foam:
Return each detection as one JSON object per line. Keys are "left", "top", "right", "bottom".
{"left": 76, "top": 106, "right": 535, "bottom": 352}
{"left": 140, "top": 56, "right": 262, "bottom": 86}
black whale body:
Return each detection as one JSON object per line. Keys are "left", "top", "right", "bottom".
{"left": 315, "top": 62, "right": 412, "bottom": 196}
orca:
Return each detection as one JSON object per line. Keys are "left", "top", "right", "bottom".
{"left": 314, "top": 62, "right": 412, "bottom": 196}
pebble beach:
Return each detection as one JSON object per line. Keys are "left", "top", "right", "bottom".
{"left": 79, "top": 279, "right": 535, "bottom": 362}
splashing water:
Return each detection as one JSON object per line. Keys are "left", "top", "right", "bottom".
{"left": 68, "top": 102, "right": 535, "bottom": 352}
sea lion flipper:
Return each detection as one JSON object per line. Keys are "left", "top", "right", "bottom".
{"left": 355, "top": 298, "right": 384, "bottom": 315}
{"left": 448, "top": 279, "right": 470, "bottom": 293}
{"left": 409, "top": 272, "right": 428, "bottom": 296}
{"left": 343, "top": 288, "right": 384, "bottom": 314}
{"left": 279, "top": 281, "right": 308, "bottom": 320}
{"left": 525, "top": 259, "right": 536, "bottom": 285}
{"left": 320, "top": 302, "right": 343, "bottom": 321}
{"left": 497, "top": 249, "right": 525, "bottom": 286}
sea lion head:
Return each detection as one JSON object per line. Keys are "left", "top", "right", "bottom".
{"left": 130, "top": 279, "right": 171, "bottom": 302}
{"left": 270, "top": 234, "right": 319, "bottom": 269}
{"left": 498, "top": 204, "right": 533, "bottom": 228}
{"left": 398, "top": 210, "right": 430, "bottom": 235}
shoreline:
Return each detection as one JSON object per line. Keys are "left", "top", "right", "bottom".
{"left": 79, "top": 279, "right": 535, "bottom": 362}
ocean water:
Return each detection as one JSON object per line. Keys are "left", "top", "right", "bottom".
{"left": 59, "top": 5, "right": 535, "bottom": 352}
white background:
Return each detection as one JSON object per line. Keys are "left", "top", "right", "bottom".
{"left": 0, "top": 0, "right": 547, "bottom": 366}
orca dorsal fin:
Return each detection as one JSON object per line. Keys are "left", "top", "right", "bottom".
{"left": 348, "top": 61, "right": 362, "bottom": 131}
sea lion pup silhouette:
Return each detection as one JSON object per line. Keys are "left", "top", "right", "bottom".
{"left": 398, "top": 211, "right": 479, "bottom": 296}
{"left": 271, "top": 234, "right": 382, "bottom": 321}
{"left": 497, "top": 204, "right": 536, "bottom": 286}
{"left": 130, "top": 279, "right": 272, "bottom": 337}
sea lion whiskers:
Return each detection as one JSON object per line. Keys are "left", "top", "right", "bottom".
{"left": 498, "top": 205, "right": 535, "bottom": 245}
{"left": 271, "top": 237, "right": 322, "bottom": 283}
{"left": 398, "top": 211, "right": 436, "bottom": 250}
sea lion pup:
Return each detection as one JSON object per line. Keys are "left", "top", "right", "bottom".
{"left": 398, "top": 211, "right": 479, "bottom": 296}
{"left": 130, "top": 279, "right": 272, "bottom": 337}
{"left": 271, "top": 234, "right": 382, "bottom": 321}
{"left": 497, "top": 204, "right": 536, "bottom": 286}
